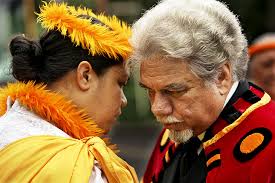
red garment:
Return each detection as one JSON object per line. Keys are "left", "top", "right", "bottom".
{"left": 143, "top": 129, "right": 176, "bottom": 182}
{"left": 205, "top": 99, "right": 275, "bottom": 182}
{"left": 143, "top": 83, "right": 275, "bottom": 183}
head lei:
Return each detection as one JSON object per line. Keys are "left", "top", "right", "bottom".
{"left": 249, "top": 41, "right": 275, "bottom": 58}
{"left": 37, "top": 2, "right": 132, "bottom": 60}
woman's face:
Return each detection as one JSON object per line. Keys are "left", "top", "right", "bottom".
{"left": 86, "top": 63, "right": 129, "bottom": 132}
{"left": 50, "top": 62, "right": 129, "bottom": 133}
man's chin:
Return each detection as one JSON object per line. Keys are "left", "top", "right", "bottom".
{"left": 168, "top": 128, "right": 193, "bottom": 144}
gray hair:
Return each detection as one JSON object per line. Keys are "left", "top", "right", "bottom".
{"left": 130, "top": 0, "right": 248, "bottom": 82}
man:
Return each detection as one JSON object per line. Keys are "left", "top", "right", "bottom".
{"left": 130, "top": 0, "right": 275, "bottom": 182}
{"left": 248, "top": 33, "right": 275, "bottom": 99}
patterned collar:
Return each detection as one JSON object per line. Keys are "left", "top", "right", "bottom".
{"left": 202, "top": 80, "right": 266, "bottom": 143}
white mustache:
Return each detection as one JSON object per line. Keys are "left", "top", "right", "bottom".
{"left": 156, "top": 115, "right": 182, "bottom": 124}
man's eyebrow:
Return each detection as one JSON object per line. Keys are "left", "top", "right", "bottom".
{"left": 139, "top": 82, "right": 149, "bottom": 89}
{"left": 163, "top": 83, "right": 186, "bottom": 90}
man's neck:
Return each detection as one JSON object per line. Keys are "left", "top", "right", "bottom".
{"left": 222, "top": 81, "right": 239, "bottom": 109}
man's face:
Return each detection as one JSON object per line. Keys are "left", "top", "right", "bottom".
{"left": 249, "top": 49, "right": 275, "bottom": 99}
{"left": 139, "top": 56, "right": 225, "bottom": 143}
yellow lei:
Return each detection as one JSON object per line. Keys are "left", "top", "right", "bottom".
{"left": 0, "top": 82, "right": 138, "bottom": 183}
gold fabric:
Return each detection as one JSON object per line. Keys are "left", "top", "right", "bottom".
{"left": 0, "top": 136, "right": 138, "bottom": 183}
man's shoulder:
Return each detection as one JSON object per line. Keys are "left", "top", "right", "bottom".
{"left": 204, "top": 101, "right": 275, "bottom": 182}
{"left": 248, "top": 99, "right": 275, "bottom": 128}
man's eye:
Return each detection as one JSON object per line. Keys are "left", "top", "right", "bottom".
{"left": 164, "top": 90, "right": 185, "bottom": 97}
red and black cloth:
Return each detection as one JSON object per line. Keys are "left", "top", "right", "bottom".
{"left": 143, "top": 81, "right": 275, "bottom": 183}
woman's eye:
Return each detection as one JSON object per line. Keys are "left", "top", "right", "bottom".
{"left": 119, "top": 82, "right": 126, "bottom": 88}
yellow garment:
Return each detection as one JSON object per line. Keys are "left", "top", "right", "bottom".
{"left": 0, "top": 82, "right": 138, "bottom": 182}
{"left": 0, "top": 82, "right": 105, "bottom": 140}
{"left": 0, "top": 135, "right": 138, "bottom": 183}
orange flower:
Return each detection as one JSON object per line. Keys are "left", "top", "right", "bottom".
{"left": 37, "top": 2, "right": 132, "bottom": 60}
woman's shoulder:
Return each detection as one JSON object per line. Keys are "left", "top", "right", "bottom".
{"left": 0, "top": 99, "right": 69, "bottom": 150}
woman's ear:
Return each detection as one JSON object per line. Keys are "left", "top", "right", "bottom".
{"left": 76, "top": 61, "right": 98, "bottom": 91}
{"left": 216, "top": 62, "right": 233, "bottom": 96}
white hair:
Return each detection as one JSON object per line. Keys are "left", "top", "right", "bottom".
{"left": 156, "top": 115, "right": 194, "bottom": 143}
{"left": 130, "top": 0, "right": 248, "bottom": 82}
{"left": 169, "top": 129, "right": 194, "bottom": 144}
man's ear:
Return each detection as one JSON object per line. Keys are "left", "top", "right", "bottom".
{"left": 216, "top": 62, "right": 233, "bottom": 96}
{"left": 76, "top": 61, "right": 98, "bottom": 91}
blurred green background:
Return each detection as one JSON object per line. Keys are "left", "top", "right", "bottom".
{"left": 0, "top": 0, "right": 275, "bottom": 178}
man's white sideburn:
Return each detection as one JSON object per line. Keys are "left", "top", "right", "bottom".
{"left": 156, "top": 115, "right": 194, "bottom": 143}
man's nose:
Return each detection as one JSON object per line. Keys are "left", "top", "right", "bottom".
{"left": 151, "top": 92, "right": 172, "bottom": 116}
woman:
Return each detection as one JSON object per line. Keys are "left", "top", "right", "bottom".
{"left": 0, "top": 2, "right": 138, "bottom": 183}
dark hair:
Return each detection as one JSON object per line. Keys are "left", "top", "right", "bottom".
{"left": 9, "top": 30, "right": 123, "bottom": 83}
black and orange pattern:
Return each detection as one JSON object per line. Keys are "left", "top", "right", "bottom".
{"left": 206, "top": 149, "right": 221, "bottom": 172}
{"left": 233, "top": 128, "right": 272, "bottom": 162}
